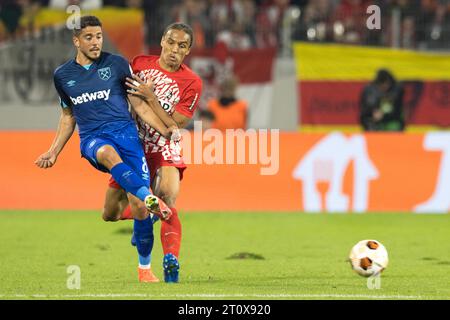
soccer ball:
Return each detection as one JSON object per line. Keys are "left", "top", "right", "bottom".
{"left": 348, "top": 240, "right": 388, "bottom": 277}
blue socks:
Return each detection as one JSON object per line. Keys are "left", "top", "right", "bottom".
{"left": 110, "top": 163, "right": 154, "bottom": 267}
{"left": 134, "top": 215, "right": 154, "bottom": 268}
{"left": 110, "top": 163, "right": 150, "bottom": 201}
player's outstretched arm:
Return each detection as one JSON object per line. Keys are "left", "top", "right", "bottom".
{"left": 126, "top": 74, "right": 179, "bottom": 129}
{"left": 35, "top": 107, "right": 76, "bottom": 169}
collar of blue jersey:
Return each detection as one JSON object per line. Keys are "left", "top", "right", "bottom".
{"left": 73, "top": 51, "right": 104, "bottom": 69}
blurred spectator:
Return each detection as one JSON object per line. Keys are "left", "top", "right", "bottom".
{"left": 1, "top": 0, "right": 447, "bottom": 51}
{"left": 234, "top": 0, "right": 257, "bottom": 45}
{"left": 209, "top": 0, "right": 258, "bottom": 49}
{"left": 332, "top": 0, "right": 369, "bottom": 44}
{"left": 103, "top": 0, "right": 141, "bottom": 7}
{"left": 20, "top": 0, "right": 43, "bottom": 33}
{"left": 208, "top": 0, "right": 232, "bottom": 36}
{"left": 416, "top": 0, "right": 448, "bottom": 48}
{"left": 216, "top": 19, "right": 253, "bottom": 50}
{"left": 103, "top": 0, "right": 124, "bottom": 6}
{"left": 0, "top": 1, "right": 23, "bottom": 39}
{"left": 435, "top": 0, "right": 450, "bottom": 49}
{"left": 295, "top": 0, "right": 334, "bottom": 42}
{"left": 48, "top": 0, "right": 103, "bottom": 10}
{"left": 359, "top": 69, "right": 405, "bottom": 132}
{"left": 0, "top": 0, "right": 44, "bottom": 40}
{"left": 255, "top": 0, "right": 292, "bottom": 48}
{"left": 416, "top": 0, "right": 438, "bottom": 43}
{"left": 207, "top": 75, "right": 248, "bottom": 130}
{"left": 174, "top": 0, "right": 211, "bottom": 48}
{"left": 385, "top": 0, "right": 419, "bottom": 48}
{"left": 126, "top": 0, "right": 141, "bottom": 8}
{"left": 142, "top": 1, "right": 178, "bottom": 49}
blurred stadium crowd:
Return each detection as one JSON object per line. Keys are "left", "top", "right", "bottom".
{"left": 0, "top": 0, "right": 449, "bottom": 51}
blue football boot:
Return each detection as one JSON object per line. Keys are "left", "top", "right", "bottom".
{"left": 163, "top": 253, "right": 180, "bottom": 283}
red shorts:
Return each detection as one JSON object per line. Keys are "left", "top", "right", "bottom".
{"left": 108, "top": 143, "right": 187, "bottom": 189}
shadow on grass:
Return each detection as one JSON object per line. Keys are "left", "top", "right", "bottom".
{"left": 226, "top": 252, "right": 265, "bottom": 260}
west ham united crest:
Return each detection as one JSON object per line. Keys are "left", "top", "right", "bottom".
{"left": 98, "top": 67, "right": 111, "bottom": 81}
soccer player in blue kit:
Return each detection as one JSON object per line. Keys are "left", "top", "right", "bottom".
{"left": 34, "top": 16, "right": 177, "bottom": 282}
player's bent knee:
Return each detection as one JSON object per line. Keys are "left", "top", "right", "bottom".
{"left": 96, "top": 145, "right": 121, "bottom": 169}
{"left": 102, "top": 212, "right": 120, "bottom": 222}
{"left": 96, "top": 145, "right": 114, "bottom": 160}
{"left": 102, "top": 207, "right": 121, "bottom": 221}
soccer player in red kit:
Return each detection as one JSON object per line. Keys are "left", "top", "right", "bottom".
{"left": 103, "top": 23, "right": 202, "bottom": 283}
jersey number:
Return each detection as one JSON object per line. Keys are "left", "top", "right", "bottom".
{"left": 142, "top": 157, "right": 149, "bottom": 174}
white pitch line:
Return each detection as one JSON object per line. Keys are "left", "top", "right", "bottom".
{"left": 0, "top": 293, "right": 427, "bottom": 299}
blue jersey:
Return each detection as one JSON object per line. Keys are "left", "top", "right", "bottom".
{"left": 53, "top": 52, "right": 134, "bottom": 140}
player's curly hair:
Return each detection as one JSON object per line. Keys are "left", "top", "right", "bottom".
{"left": 163, "top": 23, "right": 194, "bottom": 48}
{"left": 73, "top": 16, "right": 102, "bottom": 37}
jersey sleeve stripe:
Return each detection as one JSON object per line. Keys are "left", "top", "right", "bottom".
{"left": 188, "top": 93, "right": 199, "bottom": 111}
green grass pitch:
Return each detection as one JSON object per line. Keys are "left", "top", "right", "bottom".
{"left": 0, "top": 211, "right": 449, "bottom": 300}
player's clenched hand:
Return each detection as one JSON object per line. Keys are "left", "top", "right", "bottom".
{"left": 126, "top": 74, "right": 156, "bottom": 101}
{"left": 34, "top": 151, "right": 57, "bottom": 169}
{"left": 168, "top": 125, "right": 182, "bottom": 142}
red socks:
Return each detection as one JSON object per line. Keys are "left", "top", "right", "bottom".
{"left": 121, "top": 205, "right": 182, "bottom": 258}
{"left": 161, "top": 207, "right": 182, "bottom": 258}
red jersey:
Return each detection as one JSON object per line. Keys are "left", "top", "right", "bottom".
{"left": 131, "top": 55, "right": 202, "bottom": 152}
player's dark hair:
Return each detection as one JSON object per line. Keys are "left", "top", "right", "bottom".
{"left": 163, "top": 22, "right": 194, "bottom": 48}
{"left": 374, "top": 69, "right": 395, "bottom": 86}
{"left": 73, "top": 15, "right": 102, "bottom": 36}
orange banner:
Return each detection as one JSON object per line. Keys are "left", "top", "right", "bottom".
{"left": 0, "top": 131, "right": 448, "bottom": 213}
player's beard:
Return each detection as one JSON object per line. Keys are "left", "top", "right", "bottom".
{"left": 87, "top": 49, "right": 101, "bottom": 61}
{"left": 79, "top": 47, "right": 101, "bottom": 63}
